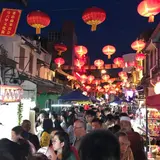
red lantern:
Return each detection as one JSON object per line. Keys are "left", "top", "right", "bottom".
{"left": 113, "top": 57, "right": 124, "bottom": 67}
{"left": 54, "top": 43, "right": 67, "bottom": 56}
{"left": 131, "top": 40, "right": 146, "bottom": 52}
{"left": 81, "top": 74, "right": 87, "bottom": 80}
{"left": 87, "top": 75, "right": 95, "bottom": 83}
{"left": 102, "top": 74, "right": 110, "bottom": 81}
{"left": 74, "top": 59, "right": 85, "bottom": 68}
{"left": 135, "top": 53, "right": 146, "bottom": 61}
{"left": 54, "top": 57, "right": 65, "bottom": 67}
{"left": 136, "top": 65, "right": 143, "bottom": 71}
{"left": 94, "top": 59, "right": 104, "bottom": 69}
{"left": 137, "top": 0, "right": 160, "bottom": 22}
{"left": 27, "top": 10, "right": 51, "bottom": 34}
{"left": 93, "top": 79, "right": 101, "bottom": 86}
{"left": 86, "top": 85, "right": 91, "bottom": 91}
{"left": 118, "top": 71, "right": 127, "bottom": 78}
{"left": 82, "top": 7, "right": 106, "bottom": 31}
{"left": 108, "top": 78, "right": 115, "bottom": 84}
{"left": 128, "top": 61, "right": 137, "bottom": 67}
{"left": 102, "top": 45, "right": 116, "bottom": 59}
{"left": 75, "top": 45, "right": 88, "bottom": 58}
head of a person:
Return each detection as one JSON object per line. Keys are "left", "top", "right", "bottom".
{"left": 120, "top": 116, "right": 132, "bottom": 132}
{"left": 104, "top": 108, "right": 111, "bottom": 116}
{"left": 43, "top": 119, "right": 53, "bottom": 133}
{"left": 60, "top": 111, "right": 67, "bottom": 123}
{"left": 52, "top": 131, "right": 71, "bottom": 159}
{"left": 105, "top": 114, "right": 114, "bottom": 125}
{"left": 21, "top": 120, "right": 31, "bottom": 132}
{"left": 114, "top": 116, "right": 120, "bottom": 125}
{"left": 91, "top": 118, "right": 102, "bottom": 130}
{"left": 49, "top": 112, "right": 58, "bottom": 120}
{"left": 67, "top": 114, "right": 75, "bottom": 127}
{"left": 50, "top": 128, "right": 64, "bottom": 141}
{"left": 85, "top": 110, "right": 96, "bottom": 123}
{"left": 30, "top": 153, "right": 49, "bottom": 160}
{"left": 11, "top": 126, "right": 24, "bottom": 142}
{"left": 115, "top": 132, "right": 130, "bottom": 154}
{"left": 73, "top": 120, "right": 86, "bottom": 138}
{"left": 39, "top": 112, "right": 48, "bottom": 123}
{"left": 79, "top": 130, "right": 120, "bottom": 160}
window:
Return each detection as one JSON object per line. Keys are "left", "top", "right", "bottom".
{"left": 19, "top": 47, "right": 25, "bottom": 70}
{"left": 29, "top": 52, "right": 33, "bottom": 74}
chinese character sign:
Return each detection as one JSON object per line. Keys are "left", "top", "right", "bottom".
{"left": 0, "top": 8, "right": 22, "bottom": 37}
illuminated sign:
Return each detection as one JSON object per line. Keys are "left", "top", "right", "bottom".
{"left": 0, "top": 85, "right": 23, "bottom": 102}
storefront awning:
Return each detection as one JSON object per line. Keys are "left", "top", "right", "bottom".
{"left": 146, "top": 94, "right": 160, "bottom": 109}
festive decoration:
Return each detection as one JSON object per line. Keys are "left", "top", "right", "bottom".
{"left": 102, "top": 45, "right": 116, "bottom": 59}
{"left": 102, "top": 74, "right": 110, "bottom": 81}
{"left": 94, "top": 59, "right": 104, "bottom": 69}
{"left": 154, "top": 82, "right": 160, "bottom": 94}
{"left": 75, "top": 45, "right": 88, "bottom": 58}
{"left": 113, "top": 57, "right": 124, "bottom": 67}
{"left": 137, "top": 0, "right": 160, "bottom": 22}
{"left": 54, "top": 43, "right": 67, "bottom": 56}
{"left": 87, "top": 75, "right": 95, "bottom": 83}
{"left": 93, "top": 79, "right": 101, "bottom": 86}
{"left": 74, "top": 59, "right": 85, "bottom": 68}
{"left": 82, "top": 7, "right": 106, "bottom": 31}
{"left": 118, "top": 71, "right": 127, "bottom": 78}
{"left": 27, "top": 10, "right": 50, "bottom": 34}
{"left": 54, "top": 57, "right": 65, "bottom": 67}
{"left": 135, "top": 65, "right": 143, "bottom": 72}
{"left": 85, "top": 85, "right": 91, "bottom": 91}
{"left": 17, "top": 102, "right": 23, "bottom": 125}
{"left": 135, "top": 53, "right": 146, "bottom": 61}
{"left": 131, "top": 39, "right": 146, "bottom": 52}
{"left": 0, "top": 8, "right": 22, "bottom": 37}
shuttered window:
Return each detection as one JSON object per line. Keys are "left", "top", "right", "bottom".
{"left": 19, "top": 47, "right": 25, "bottom": 70}
{"left": 29, "top": 52, "right": 33, "bottom": 74}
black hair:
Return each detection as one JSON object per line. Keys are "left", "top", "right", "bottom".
{"left": 12, "top": 126, "right": 23, "bottom": 135}
{"left": 42, "top": 119, "right": 53, "bottom": 133}
{"left": 67, "top": 114, "right": 76, "bottom": 127}
{"left": 54, "top": 131, "right": 71, "bottom": 160}
{"left": 115, "top": 131, "right": 127, "bottom": 138}
{"left": 86, "top": 110, "right": 96, "bottom": 117}
{"left": 91, "top": 118, "right": 103, "bottom": 125}
{"left": 79, "top": 130, "right": 120, "bottom": 160}
{"left": 119, "top": 113, "right": 129, "bottom": 117}
{"left": 114, "top": 115, "right": 120, "bottom": 121}
{"left": 30, "top": 153, "right": 49, "bottom": 160}
{"left": 105, "top": 114, "right": 114, "bottom": 121}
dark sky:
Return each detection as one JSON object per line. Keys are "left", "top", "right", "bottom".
{"left": 0, "top": 0, "right": 160, "bottom": 64}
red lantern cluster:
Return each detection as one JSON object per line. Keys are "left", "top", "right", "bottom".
{"left": 82, "top": 7, "right": 106, "bottom": 31}
{"left": 27, "top": 10, "right": 51, "bottom": 34}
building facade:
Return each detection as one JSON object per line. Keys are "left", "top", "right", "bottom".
{"left": 142, "top": 23, "right": 160, "bottom": 97}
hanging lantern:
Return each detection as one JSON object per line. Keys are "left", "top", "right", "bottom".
{"left": 81, "top": 74, "right": 87, "bottom": 81}
{"left": 102, "top": 45, "right": 116, "bottom": 59}
{"left": 74, "top": 59, "right": 85, "bottom": 68}
{"left": 54, "top": 43, "right": 67, "bottom": 56}
{"left": 75, "top": 84, "right": 80, "bottom": 89}
{"left": 54, "top": 57, "right": 65, "bottom": 67}
{"left": 27, "top": 10, "right": 51, "bottom": 34}
{"left": 82, "top": 7, "right": 106, "bottom": 31}
{"left": 118, "top": 71, "right": 127, "bottom": 78}
{"left": 108, "top": 78, "right": 115, "bottom": 84}
{"left": 135, "top": 53, "right": 146, "bottom": 61}
{"left": 93, "top": 79, "right": 101, "bottom": 86}
{"left": 96, "top": 86, "right": 102, "bottom": 90}
{"left": 128, "top": 61, "right": 137, "bottom": 67}
{"left": 103, "top": 85, "right": 110, "bottom": 89}
{"left": 86, "top": 85, "right": 91, "bottom": 91}
{"left": 136, "top": 65, "right": 143, "bottom": 72}
{"left": 94, "top": 59, "right": 104, "bottom": 69}
{"left": 154, "top": 82, "right": 160, "bottom": 94}
{"left": 102, "top": 74, "right": 110, "bottom": 81}
{"left": 87, "top": 75, "right": 95, "bottom": 83}
{"left": 131, "top": 39, "right": 146, "bottom": 52}
{"left": 75, "top": 45, "right": 88, "bottom": 58}
{"left": 113, "top": 57, "right": 124, "bottom": 67}
{"left": 137, "top": 0, "right": 160, "bottom": 22}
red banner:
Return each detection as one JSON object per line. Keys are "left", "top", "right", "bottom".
{"left": 0, "top": 8, "right": 22, "bottom": 37}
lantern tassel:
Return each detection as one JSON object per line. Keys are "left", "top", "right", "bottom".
{"left": 91, "top": 24, "right": 97, "bottom": 31}
{"left": 108, "top": 55, "right": 111, "bottom": 59}
{"left": 36, "top": 28, "right": 41, "bottom": 34}
{"left": 148, "top": 15, "right": 154, "bottom": 23}
{"left": 58, "top": 51, "right": 62, "bottom": 56}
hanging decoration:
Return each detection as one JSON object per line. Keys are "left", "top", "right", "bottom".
{"left": 54, "top": 43, "right": 67, "bottom": 56}
{"left": 17, "top": 102, "right": 23, "bottom": 125}
{"left": 131, "top": 39, "right": 146, "bottom": 52}
{"left": 113, "top": 57, "right": 124, "bottom": 67}
{"left": 27, "top": 10, "right": 51, "bottom": 34}
{"left": 75, "top": 45, "right": 88, "bottom": 58}
{"left": 74, "top": 59, "right": 85, "bottom": 69}
{"left": 102, "top": 45, "right": 116, "bottom": 59}
{"left": 102, "top": 74, "right": 110, "bottom": 82}
{"left": 137, "top": 0, "right": 160, "bottom": 22}
{"left": 82, "top": 7, "right": 106, "bottom": 31}
{"left": 54, "top": 57, "right": 65, "bottom": 67}
{"left": 94, "top": 59, "right": 104, "bottom": 69}
{"left": 87, "top": 75, "right": 95, "bottom": 83}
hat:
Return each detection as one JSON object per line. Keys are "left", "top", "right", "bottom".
{"left": 120, "top": 116, "right": 131, "bottom": 122}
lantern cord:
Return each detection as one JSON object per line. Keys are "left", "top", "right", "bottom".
{"left": 91, "top": 24, "right": 97, "bottom": 31}
{"left": 148, "top": 15, "right": 154, "bottom": 23}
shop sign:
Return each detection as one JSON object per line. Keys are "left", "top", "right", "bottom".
{"left": 0, "top": 8, "right": 22, "bottom": 37}
{"left": 0, "top": 85, "right": 23, "bottom": 103}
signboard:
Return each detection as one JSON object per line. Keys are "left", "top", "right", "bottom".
{"left": 0, "top": 85, "right": 23, "bottom": 103}
{"left": 0, "top": 8, "right": 22, "bottom": 37}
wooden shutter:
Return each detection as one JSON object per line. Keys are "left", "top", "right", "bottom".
{"left": 29, "top": 52, "right": 33, "bottom": 74}
{"left": 19, "top": 47, "right": 25, "bottom": 70}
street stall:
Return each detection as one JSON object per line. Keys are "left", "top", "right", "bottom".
{"left": 145, "top": 94, "right": 160, "bottom": 160}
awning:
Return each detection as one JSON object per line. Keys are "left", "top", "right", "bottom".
{"left": 146, "top": 94, "right": 160, "bottom": 109}
{"left": 58, "top": 90, "right": 90, "bottom": 101}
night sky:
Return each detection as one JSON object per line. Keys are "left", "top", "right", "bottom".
{"left": 0, "top": 0, "right": 160, "bottom": 64}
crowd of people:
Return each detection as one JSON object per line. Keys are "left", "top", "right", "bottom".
{"left": 0, "top": 106, "right": 147, "bottom": 160}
